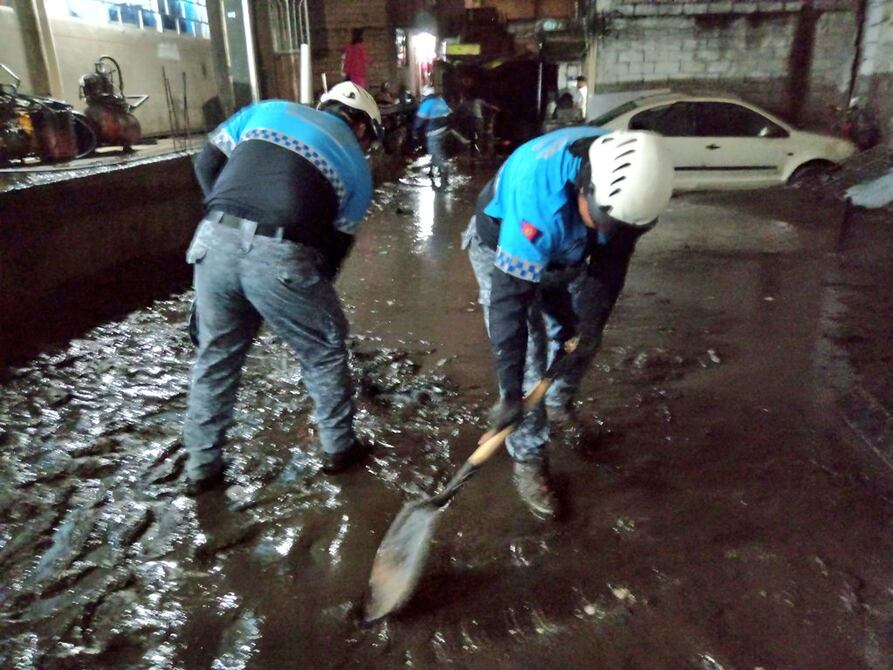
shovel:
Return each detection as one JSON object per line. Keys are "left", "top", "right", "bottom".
{"left": 364, "top": 339, "right": 578, "bottom": 622}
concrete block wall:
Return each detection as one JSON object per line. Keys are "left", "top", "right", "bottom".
{"left": 0, "top": 7, "right": 33, "bottom": 92}
{"left": 468, "top": 0, "right": 577, "bottom": 20}
{"left": 805, "top": 8, "right": 858, "bottom": 127}
{"left": 592, "top": 0, "right": 857, "bottom": 128}
{"left": 595, "top": 11, "right": 795, "bottom": 117}
{"left": 0, "top": 155, "right": 204, "bottom": 363}
{"left": 856, "top": 0, "right": 893, "bottom": 139}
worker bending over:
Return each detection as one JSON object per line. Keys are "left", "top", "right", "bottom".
{"left": 182, "top": 82, "right": 382, "bottom": 494}
{"left": 463, "top": 128, "right": 674, "bottom": 518}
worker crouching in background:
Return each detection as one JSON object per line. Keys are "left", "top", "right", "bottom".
{"left": 462, "top": 128, "right": 674, "bottom": 519}
{"left": 182, "top": 82, "right": 382, "bottom": 495}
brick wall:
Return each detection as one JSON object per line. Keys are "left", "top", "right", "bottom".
{"left": 591, "top": 0, "right": 856, "bottom": 129}
{"left": 253, "top": 0, "right": 400, "bottom": 100}
{"left": 314, "top": 2, "right": 396, "bottom": 95}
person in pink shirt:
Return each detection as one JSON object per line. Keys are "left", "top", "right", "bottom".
{"left": 341, "top": 28, "right": 371, "bottom": 89}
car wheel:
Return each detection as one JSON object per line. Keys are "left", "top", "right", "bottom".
{"left": 788, "top": 160, "right": 836, "bottom": 187}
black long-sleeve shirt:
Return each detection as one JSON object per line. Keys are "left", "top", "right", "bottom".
{"left": 477, "top": 191, "right": 646, "bottom": 399}
{"left": 193, "top": 140, "right": 353, "bottom": 277}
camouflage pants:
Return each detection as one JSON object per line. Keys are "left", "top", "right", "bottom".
{"left": 462, "top": 219, "right": 594, "bottom": 462}
{"left": 426, "top": 130, "right": 449, "bottom": 183}
{"left": 182, "top": 217, "right": 353, "bottom": 480}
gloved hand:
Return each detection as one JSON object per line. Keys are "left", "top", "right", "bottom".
{"left": 487, "top": 396, "right": 523, "bottom": 433}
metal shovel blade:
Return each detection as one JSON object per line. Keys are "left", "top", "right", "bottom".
{"left": 364, "top": 499, "right": 442, "bottom": 622}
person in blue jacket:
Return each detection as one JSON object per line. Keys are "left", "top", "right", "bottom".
{"left": 413, "top": 84, "right": 453, "bottom": 187}
{"left": 182, "top": 82, "right": 382, "bottom": 495}
{"left": 463, "top": 128, "right": 674, "bottom": 518}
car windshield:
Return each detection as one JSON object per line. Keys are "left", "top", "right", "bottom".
{"left": 589, "top": 100, "right": 639, "bottom": 127}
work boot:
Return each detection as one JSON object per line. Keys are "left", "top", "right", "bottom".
{"left": 546, "top": 402, "right": 577, "bottom": 425}
{"left": 184, "top": 467, "right": 226, "bottom": 497}
{"left": 321, "top": 439, "right": 371, "bottom": 474}
{"left": 512, "top": 460, "right": 558, "bottom": 520}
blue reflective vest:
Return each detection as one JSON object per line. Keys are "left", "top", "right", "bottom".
{"left": 209, "top": 100, "right": 372, "bottom": 234}
{"left": 414, "top": 95, "right": 451, "bottom": 136}
{"left": 483, "top": 126, "right": 608, "bottom": 282}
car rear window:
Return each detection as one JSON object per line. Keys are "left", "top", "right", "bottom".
{"left": 589, "top": 101, "right": 639, "bottom": 127}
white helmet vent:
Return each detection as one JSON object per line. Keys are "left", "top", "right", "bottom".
{"left": 317, "top": 81, "right": 383, "bottom": 139}
{"left": 588, "top": 130, "right": 674, "bottom": 227}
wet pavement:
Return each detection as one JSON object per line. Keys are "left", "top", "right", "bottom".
{"left": 2, "top": 156, "right": 893, "bottom": 669}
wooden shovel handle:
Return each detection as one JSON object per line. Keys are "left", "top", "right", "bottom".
{"left": 467, "top": 377, "right": 553, "bottom": 466}
{"left": 465, "top": 336, "right": 579, "bottom": 468}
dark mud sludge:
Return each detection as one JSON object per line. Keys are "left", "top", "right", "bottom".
{"left": 0, "top": 289, "right": 477, "bottom": 669}
{"left": 3, "top": 167, "right": 893, "bottom": 669}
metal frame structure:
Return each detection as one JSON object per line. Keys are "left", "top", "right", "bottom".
{"left": 270, "top": 0, "right": 310, "bottom": 54}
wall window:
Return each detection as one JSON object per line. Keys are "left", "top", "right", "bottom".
{"left": 46, "top": 0, "right": 210, "bottom": 38}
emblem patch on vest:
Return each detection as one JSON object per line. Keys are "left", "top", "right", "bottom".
{"left": 521, "top": 221, "right": 541, "bottom": 242}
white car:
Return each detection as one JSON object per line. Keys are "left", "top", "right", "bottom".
{"left": 590, "top": 93, "right": 857, "bottom": 190}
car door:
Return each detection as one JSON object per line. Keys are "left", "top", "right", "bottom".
{"left": 627, "top": 102, "right": 707, "bottom": 189}
{"left": 690, "top": 102, "right": 792, "bottom": 188}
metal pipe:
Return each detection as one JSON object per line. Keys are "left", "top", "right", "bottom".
{"left": 161, "top": 66, "right": 181, "bottom": 148}
{"left": 183, "top": 71, "right": 191, "bottom": 147}
{"left": 536, "top": 58, "right": 543, "bottom": 118}
{"left": 241, "top": 0, "right": 261, "bottom": 102}
{"left": 847, "top": 0, "right": 869, "bottom": 103}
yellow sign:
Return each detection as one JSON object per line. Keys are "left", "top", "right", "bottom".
{"left": 445, "top": 43, "right": 481, "bottom": 56}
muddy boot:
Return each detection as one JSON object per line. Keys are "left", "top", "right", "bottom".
{"left": 546, "top": 402, "right": 577, "bottom": 425}
{"left": 512, "top": 460, "right": 558, "bottom": 520}
{"left": 322, "top": 439, "right": 372, "bottom": 474}
{"left": 185, "top": 466, "right": 226, "bottom": 497}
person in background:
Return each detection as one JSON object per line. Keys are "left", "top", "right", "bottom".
{"left": 182, "top": 82, "right": 382, "bottom": 495}
{"left": 545, "top": 92, "right": 558, "bottom": 120}
{"left": 413, "top": 84, "right": 453, "bottom": 187}
{"left": 341, "top": 28, "right": 371, "bottom": 88}
{"left": 557, "top": 91, "right": 576, "bottom": 112}
{"left": 375, "top": 80, "right": 396, "bottom": 106}
{"left": 470, "top": 96, "right": 499, "bottom": 156}
{"left": 575, "top": 76, "right": 589, "bottom": 120}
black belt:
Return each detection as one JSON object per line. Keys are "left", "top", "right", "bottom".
{"left": 207, "top": 210, "right": 290, "bottom": 241}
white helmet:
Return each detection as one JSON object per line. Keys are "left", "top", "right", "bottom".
{"left": 587, "top": 130, "right": 674, "bottom": 227}
{"left": 318, "top": 81, "right": 383, "bottom": 140}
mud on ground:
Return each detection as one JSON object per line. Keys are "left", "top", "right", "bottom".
{"left": 2, "top": 158, "right": 893, "bottom": 669}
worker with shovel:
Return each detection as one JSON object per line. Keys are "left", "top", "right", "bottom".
{"left": 182, "top": 82, "right": 382, "bottom": 495}
{"left": 462, "top": 128, "right": 674, "bottom": 518}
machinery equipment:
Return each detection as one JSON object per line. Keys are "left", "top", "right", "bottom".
{"left": 79, "top": 55, "right": 148, "bottom": 151}
{"left": 0, "top": 63, "right": 96, "bottom": 166}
